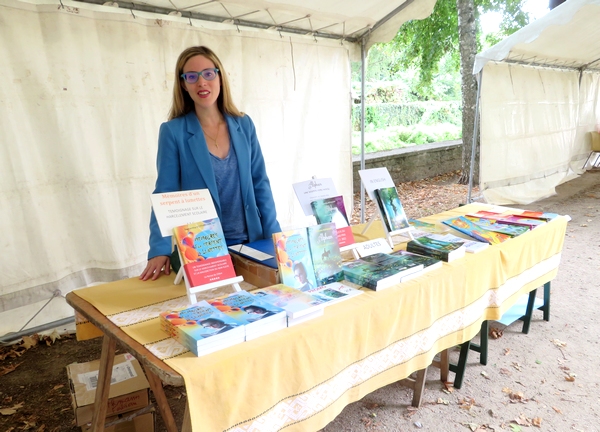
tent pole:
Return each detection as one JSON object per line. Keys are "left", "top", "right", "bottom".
{"left": 360, "top": 37, "right": 367, "bottom": 223}
{"left": 467, "top": 70, "right": 483, "bottom": 203}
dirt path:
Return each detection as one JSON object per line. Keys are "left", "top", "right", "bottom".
{"left": 0, "top": 171, "right": 598, "bottom": 432}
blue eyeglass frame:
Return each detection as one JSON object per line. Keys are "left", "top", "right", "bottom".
{"left": 180, "top": 68, "right": 220, "bottom": 83}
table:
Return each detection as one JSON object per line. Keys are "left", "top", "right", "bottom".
{"left": 67, "top": 203, "right": 568, "bottom": 432}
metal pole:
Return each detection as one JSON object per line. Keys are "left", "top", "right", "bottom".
{"left": 467, "top": 70, "right": 483, "bottom": 203}
{"left": 360, "top": 37, "right": 367, "bottom": 223}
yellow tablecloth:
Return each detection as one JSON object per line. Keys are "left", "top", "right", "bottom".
{"left": 73, "top": 204, "right": 568, "bottom": 432}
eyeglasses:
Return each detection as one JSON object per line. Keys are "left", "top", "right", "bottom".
{"left": 180, "top": 68, "right": 219, "bottom": 83}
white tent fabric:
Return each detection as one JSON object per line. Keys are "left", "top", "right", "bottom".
{"left": 473, "top": 0, "right": 600, "bottom": 204}
{"left": 0, "top": 0, "right": 436, "bottom": 336}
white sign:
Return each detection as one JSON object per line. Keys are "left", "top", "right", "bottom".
{"left": 292, "top": 177, "right": 338, "bottom": 216}
{"left": 358, "top": 168, "right": 395, "bottom": 202}
{"left": 354, "top": 238, "right": 393, "bottom": 257}
{"left": 150, "top": 189, "right": 217, "bottom": 237}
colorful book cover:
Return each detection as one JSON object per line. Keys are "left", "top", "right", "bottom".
{"left": 465, "top": 216, "right": 530, "bottom": 237}
{"left": 172, "top": 218, "right": 236, "bottom": 287}
{"left": 273, "top": 229, "right": 318, "bottom": 291}
{"left": 160, "top": 300, "right": 245, "bottom": 355}
{"left": 495, "top": 215, "right": 546, "bottom": 229}
{"left": 427, "top": 233, "right": 489, "bottom": 253}
{"left": 251, "top": 284, "right": 324, "bottom": 319}
{"left": 306, "top": 282, "right": 363, "bottom": 305}
{"left": 359, "top": 252, "right": 424, "bottom": 279}
{"left": 389, "top": 250, "right": 443, "bottom": 272}
{"left": 307, "top": 223, "right": 344, "bottom": 285}
{"left": 311, "top": 196, "right": 355, "bottom": 247}
{"left": 341, "top": 259, "right": 403, "bottom": 291}
{"left": 208, "top": 291, "right": 287, "bottom": 339}
{"left": 374, "top": 187, "right": 410, "bottom": 231}
{"left": 408, "top": 219, "right": 449, "bottom": 234}
{"left": 518, "top": 210, "right": 559, "bottom": 221}
{"left": 442, "top": 216, "right": 511, "bottom": 245}
{"left": 406, "top": 236, "right": 466, "bottom": 262}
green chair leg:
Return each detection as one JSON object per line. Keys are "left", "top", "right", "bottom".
{"left": 448, "top": 320, "right": 488, "bottom": 389}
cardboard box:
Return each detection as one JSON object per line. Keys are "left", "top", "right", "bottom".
{"left": 67, "top": 353, "right": 150, "bottom": 426}
{"left": 81, "top": 411, "right": 154, "bottom": 432}
{"left": 230, "top": 252, "right": 280, "bottom": 288}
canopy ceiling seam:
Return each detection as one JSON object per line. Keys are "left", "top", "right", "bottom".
{"left": 72, "top": 0, "right": 364, "bottom": 43}
{"left": 491, "top": 59, "right": 600, "bottom": 74}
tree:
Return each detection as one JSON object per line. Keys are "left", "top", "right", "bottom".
{"left": 388, "top": 0, "right": 530, "bottom": 185}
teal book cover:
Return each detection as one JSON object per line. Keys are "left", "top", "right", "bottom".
{"left": 465, "top": 216, "right": 529, "bottom": 237}
{"left": 208, "top": 291, "right": 286, "bottom": 325}
{"left": 252, "top": 284, "right": 324, "bottom": 319}
{"left": 273, "top": 229, "right": 319, "bottom": 291}
{"left": 375, "top": 187, "right": 410, "bottom": 231}
{"left": 307, "top": 223, "right": 343, "bottom": 286}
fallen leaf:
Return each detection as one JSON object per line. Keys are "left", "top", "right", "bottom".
{"left": 459, "top": 397, "right": 476, "bottom": 410}
{"left": 514, "top": 414, "right": 531, "bottom": 425}
{"left": 437, "top": 398, "right": 449, "bottom": 405}
{"left": 552, "top": 406, "right": 562, "bottom": 414}
{"left": 21, "top": 335, "right": 38, "bottom": 350}
{"left": 503, "top": 348, "right": 511, "bottom": 356}
{"left": 512, "top": 362, "right": 522, "bottom": 371}
{"left": 565, "top": 375, "right": 576, "bottom": 382}
{"left": 502, "top": 387, "right": 513, "bottom": 394}
{"left": 481, "top": 371, "right": 491, "bottom": 380}
{"left": 552, "top": 339, "right": 567, "bottom": 347}
{"left": 443, "top": 381, "right": 455, "bottom": 393}
{"left": 462, "top": 423, "right": 478, "bottom": 431}
{"left": 500, "top": 368, "right": 512, "bottom": 376}
{"left": 52, "top": 384, "right": 64, "bottom": 391}
{"left": 0, "top": 362, "right": 22, "bottom": 377}
{"left": 509, "top": 424, "right": 522, "bottom": 432}
{"left": 532, "top": 417, "right": 542, "bottom": 427}
{"left": 489, "top": 327, "right": 503, "bottom": 339}
{"left": 0, "top": 402, "right": 24, "bottom": 416}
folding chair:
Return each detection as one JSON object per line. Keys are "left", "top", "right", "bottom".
{"left": 583, "top": 131, "right": 600, "bottom": 169}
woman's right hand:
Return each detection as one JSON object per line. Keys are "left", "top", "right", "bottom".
{"left": 140, "top": 255, "right": 171, "bottom": 281}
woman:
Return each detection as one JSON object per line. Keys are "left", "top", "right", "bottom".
{"left": 140, "top": 46, "right": 281, "bottom": 281}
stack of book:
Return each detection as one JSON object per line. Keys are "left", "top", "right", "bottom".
{"left": 342, "top": 252, "right": 425, "bottom": 291}
{"left": 160, "top": 301, "right": 246, "bottom": 357}
{"left": 406, "top": 235, "right": 466, "bottom": 262}
{"left": 251, "top": 284, "right": 325, "bottom": 327}
{"left": 206, "top": 291, "right": 287, "bottom": 341}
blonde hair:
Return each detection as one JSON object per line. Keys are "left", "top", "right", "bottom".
{"left": 168, "top": 46, "right": 242, "bottom": 120}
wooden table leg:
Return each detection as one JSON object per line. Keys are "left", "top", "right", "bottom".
{"left": 144, "top": 367, "right": 179, "bottom": 432}
{"left": 182, "top": 402, "right": 192, "bottom": 432}
{"left": 411, "top": 368, "right": 427, "bottom": 408}
{"left": 91, "top": 335, "right": 116, "bottom": 432}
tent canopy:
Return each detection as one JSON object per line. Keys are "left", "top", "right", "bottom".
{"left": 473, "top": 0, "right": 600, "bottom": 204}
{"left": 0, "top": 0, "right": 436, "bottom": 336}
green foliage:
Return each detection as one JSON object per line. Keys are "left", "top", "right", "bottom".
{"left": 351, "top": 123, "right": 461, "bottom": 155}
{"left": 352, "top": 101, "right": 461, "bottom": 131}
{"left": 387, "top": 0, "right": 530, "bottom": 97}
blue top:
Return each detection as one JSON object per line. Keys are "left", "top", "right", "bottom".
{"left": 148, "top": 112, "right": 281, "bottom": 259}
{"left": 210, "top": 147, "right": 248, "bottom": 245}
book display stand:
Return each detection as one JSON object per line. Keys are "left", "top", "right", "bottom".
{"left": 174, "top": 267, "right": 243, "bottom": 304}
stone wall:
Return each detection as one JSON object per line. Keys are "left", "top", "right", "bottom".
{"left": 352, "top": 140, "right": 463, "bottom": 192}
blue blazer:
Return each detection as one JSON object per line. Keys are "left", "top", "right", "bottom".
{"left": 148, "top": 111, "right": 281, "bottom": 259}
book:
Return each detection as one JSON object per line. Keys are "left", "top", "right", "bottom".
{"left": 406, "top": 235, "right": 466, "bottom": 262}
{"left": 464, "top": 216, "right": 530, "bottom": 237}
{"left": 160, "top": 300, "right": 246, "bottom": 357}
{"left": 360, "top": 252, "right": 424, "bottom": 279}
{"left": 518, "top": 210, "right": 559, "bottom": 221}
{"left": 441, "top": 216, "right": 511, "bottom": 245}
{"left": 228, "top": 238, "right": 278, "bottom": 269}
{"left": 389, "top": 250, "right": 443, "bottom": 273}
{"left": 207, "top": 291, "right": 287, "bottom": 340}
{"left": 273, "top": 223, "right": 343, "bottom": 292}
{"left": 342, "top": 259, "right": 403, "bottom": 291}
{"left": 426, "top": 233, "right": 489, "bottom": 254}
{"left": 305, "top": 282, "right": 364, "bottom": 306}
{"left": 408, "top": 219, "right": 449, "bottom": 234}
{"left": 466, "top": 212, "right": 544, "bottom": 230}
{"left": 374, "top": 187, "right": 410, "bottom": 232}
{"left": 172, "top": 218, "right": 237, "bottom": 287}
{"left": 310, "top": 196, "right": 356, "bottom": 247}
{"left": 251, "top": 284, "right": 325, "bottom": 326}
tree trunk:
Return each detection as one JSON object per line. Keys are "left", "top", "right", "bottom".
{"left": 456, "top": 0, "right": 479, "bottom": 186}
